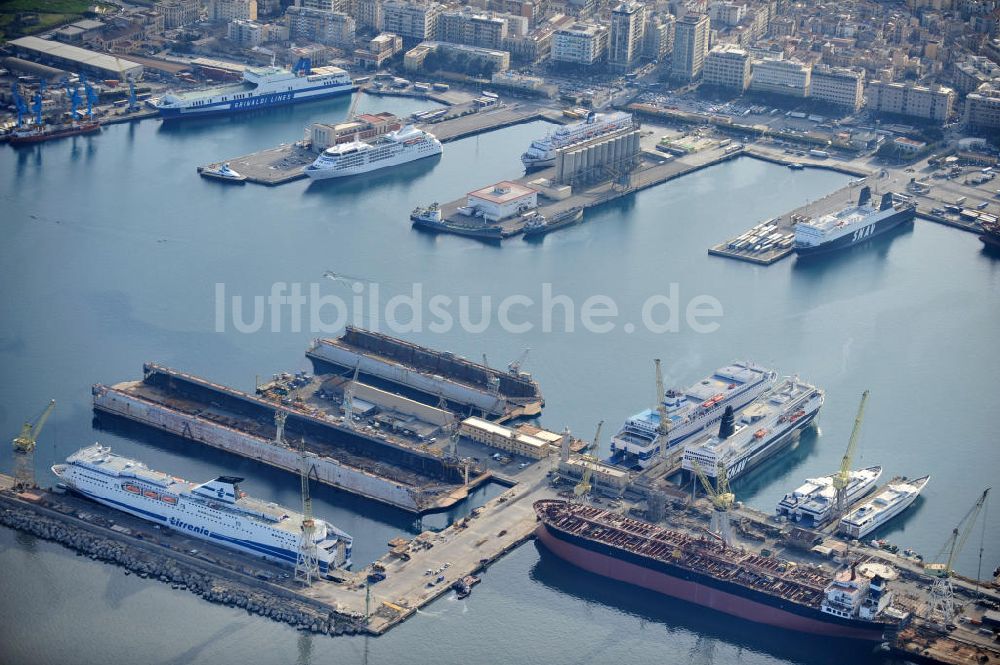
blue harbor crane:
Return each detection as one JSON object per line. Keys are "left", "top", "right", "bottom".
{"left": 81, "top": 74, "right": 99, "bottom": 118}
{"left": 32, "top": 82, "right": 45, "bottom": 127}
{"left": 127, "top": 79, "right": 138, "bottom": 112}
{"left": 12, "top": 84, "right": 29, "bottom": 127}
{"left": 63, "top": 78, "right": 82, "bottom": 120}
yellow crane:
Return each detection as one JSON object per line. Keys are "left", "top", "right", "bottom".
{"left": 293, "top": 434, "right": 321, "bottom": 586}
{"left": 691, "top": 458, "right": 735, "bottom": 547}
{"left": 654, "top": 359, "right": 670, "bottom": 461}
{"left": 13, "top": 399, "right": 55, "bottom": 490}
{"left": 834, "top": 390, "right": 869, "bottom": 517}
{"left": 926, "top": 487, "right": 991, "bottom": 623}
{"left": 573, "top": 421, "right": 603, "bottom": 500}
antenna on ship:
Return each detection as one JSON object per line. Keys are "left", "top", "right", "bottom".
{"left": 294, "top": 434, "right": 321, "bottom": 586}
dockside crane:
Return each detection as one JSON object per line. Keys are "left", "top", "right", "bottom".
{"left": 294, "top": 435, "right": 321, "bottom": 586}
{"left": 63, "top": 79, "right": 81, "bottom": 120}
{"left": 32, "top": 81, "right": 45, "bottom": 127}
{"left": 691, "top": 458, "right": 735, "bottom": 547}
{"left": 81, "top": 74, "right": 99, "bottom": 118}
{"left": 573, "top": 421, "right": 604, "bottom": 500}
{"left": 834, "top": 390, "right": 869, "bottom": 517}
{"left": 12, "top": 83, "right": 28, "bottom": 127}
{"left": 654, "top": 359, "right": 670, "bottom": 461}
{"left": 507, "top": 349, "right": 530, "bottom": 375}
{"left": 926, "top": 487, "right": 991, "bottom": 623}
{"left": 12, "top": 399, "right": 55, "bottom": 490}
{"left": 343, "top": 363, "right": 360, "bottom": 430}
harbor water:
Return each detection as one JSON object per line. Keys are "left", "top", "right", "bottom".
{"left": 1, "top": 93, "right": 998, "bottom": 665}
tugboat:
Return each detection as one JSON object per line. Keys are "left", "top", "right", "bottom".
{"left": 198, "top": 162, "right": 247, "bottom": 183}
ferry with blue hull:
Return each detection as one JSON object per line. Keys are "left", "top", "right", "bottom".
{"left": 608, "top": 362, "right": 777, "bottom": 469}
{"left": 155, "top": 58, "right": 355, "bottom": 120}
{"left": 52, "top": 444, "right": 353, "bottom": 572}
{"left": 794, "top": 187, "right": 916, "bottom": 257}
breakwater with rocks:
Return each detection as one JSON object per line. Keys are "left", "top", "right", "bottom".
{"left": 0, "top": 493, "right": 364, "bottom": 636}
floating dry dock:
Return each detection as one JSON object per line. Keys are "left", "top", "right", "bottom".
{"left": 307, "top": 326, "right": 544, "bottom": 421}
{"left": 93, "top": 363, "right": 479, "bottom": 513}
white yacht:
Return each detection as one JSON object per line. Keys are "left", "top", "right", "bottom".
{"left": 776, "top": 466, "right": 883, "bottom": 527}
{"left": 838, "top": 476, "right": 930, "bottom": 539}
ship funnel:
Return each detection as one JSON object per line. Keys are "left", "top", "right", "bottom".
{"left": 718, "top": 405, "right": 735, "bottom": 440}
{"left": 857, "top": 186, "right": 871, "bottom": 207}
{"left": 878, "top": 193, "right": 894, "bottom": 211}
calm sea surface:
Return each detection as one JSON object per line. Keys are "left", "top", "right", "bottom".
{"left": 1, "top": 93, "right": 998, "bottom": 665}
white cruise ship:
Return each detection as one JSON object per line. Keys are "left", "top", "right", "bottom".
{"left": 776, "top": 466, "right": 883, "bottom": 528}
{"left": 304, "top": 125, "right": 442, "bottom": 180}
{"left": 53, "top": 445, "right": 352, "bottom": 572}
{"left": 838, "top": 476, "right": 930, "bottom": 539}
{"left": 608, "top": 362, "right": 777, "bottom": 470}
{"left": 155, "top": 58, "right": 354, "bottom": 120}
{"left": 682, "top": 377, "right": 825, "bottom": 482}
{"left": 521, "top": 111, "right": 634, "bottom": 170}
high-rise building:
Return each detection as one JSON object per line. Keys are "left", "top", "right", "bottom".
{"left": 155, "top": 0, "right": 200, "bottom": 28}
{"left": 964, "top": 83, "right": 1000, "bottom": 133}
{"left": 352, "top": 0, "right": 382, "bottom": 31}
{"left": 641, "top": 13, "right": 672, "bottom": 61}
{"left": 608, "top": 1, "right": 646, "bottom": 72}
{"left": 810, "top": 65, "right": 864, "bottom": 111}
{"left": 286, "top": 6, "right": 355, "bottom": 46}
{"left": 670, "top": 13, "right": 709, "bottom": 82}
{"left": 438, "top": 9, "right": 508, "bottom": 49}
{"left": 750, "top": 58, "right": 812, "bottom": 98}
{"left": 551, "top": 22, "right": 608, "bottom": 65}
{"left": 381, "top": 0, "right": 442, "bottom": 41}
{"left": 298, "top": 0, "right": 349, "bottom": 12}
{"left": 228, "top": 18, "right": 264, "bottom": 45}
{"left": 866, "top": 81, "right": 955, "bottom": 123}
{"left": 703, "top": 44, "right": 750, "bottom": 91}
{"left": 207, "top": 0, "right": 257, "bottom": 22}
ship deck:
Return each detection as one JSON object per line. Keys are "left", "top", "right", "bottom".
{"left": 538, "top": 500, "right": 841, "bottom": 608}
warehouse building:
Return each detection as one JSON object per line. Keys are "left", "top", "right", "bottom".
{"left": 466, "top": 181, "right": 538, "bottom": 221}
{"left": 9, "top": 36, "right": 144, "bottom": 80}
{"left": 459, "top": 417, "right": 551, "bottom": 459}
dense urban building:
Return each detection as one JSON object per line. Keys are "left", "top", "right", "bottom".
{"left": 810, "top": 65, "right": 865, "bottom": 112}
{"left": 551, "top": 22, "right": 608, "bottom": 65}
{"left": 286, "top": 6, "right": 356, "bottom": 46}
{"left": 381, "top": 0, "right": 443, "bottom": 41}
{"left": 352, "top": 0, "right": 382, "bottom": 31}
{"left": 437, "top": 9, "right": 508, "bottom": 49}
{"left": 671, "top": 13, "right": 709, "bottom": 82}
{"left": 866, "top": 80, "right": 956, "bottom": 123}
{"left": 964, "top": 83, "right": 1000, "bottom": 133}
{"left": 207, "top": 0, "right": 258, "bottom": 22}
{"left": 155, "top": 0, "right": 201, "bottom": 28}
{"left": 354, "top": 32, "right": 403, "bottom": 68}
{"left": 404, "top": 40, "right": 510, "bottom": 72}
{"left": 703, "top": 44, "right": 751, "bottom": 91}
{"left": 228, "top": 18, "right": 265, "bottom": 45}
{"left": 642, "top": 13, "right": 673, "bottom": 61}
{"left": 750, "top": 58, "right": 812, "bottom": 98}
{"left": 608, "top": 1, "right": 646, "bottom": 72}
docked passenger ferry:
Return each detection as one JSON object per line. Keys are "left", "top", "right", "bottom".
{"left": 608, "top": 362, "right": 777, "bottom": 469}
{"left": 155, "top": 58, "right": 355, "bottom": 119}
{"left": 53, "top": 444, "right": 353, "bottom": 572}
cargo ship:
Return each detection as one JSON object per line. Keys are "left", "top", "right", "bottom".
{"left": 54, "top": 444, "right": 353, "bottom": 571}
{"left": 839, "top": 476, "right": 930, "bottom": 539}
{"left": 534, "top": 500, "right": 909, "bottom": 640}
{"left": 522, "top": 207, "right": 584, "bottom": 238}
{"left": 155, "top": 58, "right": 354, "bottom": 119}
{"left": 681, "top": 376, "right": 824, "bottom": 483}
{"left": 794, "top": 187, "right": 915, "bottom": 257}
{"left": 776, "top": 466, "right": 883, "bottom": 527}
{"left": 980, "top": 219, "right": 1000, "bottom": 251}
{"left": 608, "top": 362, "right": 777, "bottom": 469}
{"left": 8, "top": 120, "right": 101, "bottom": 145}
